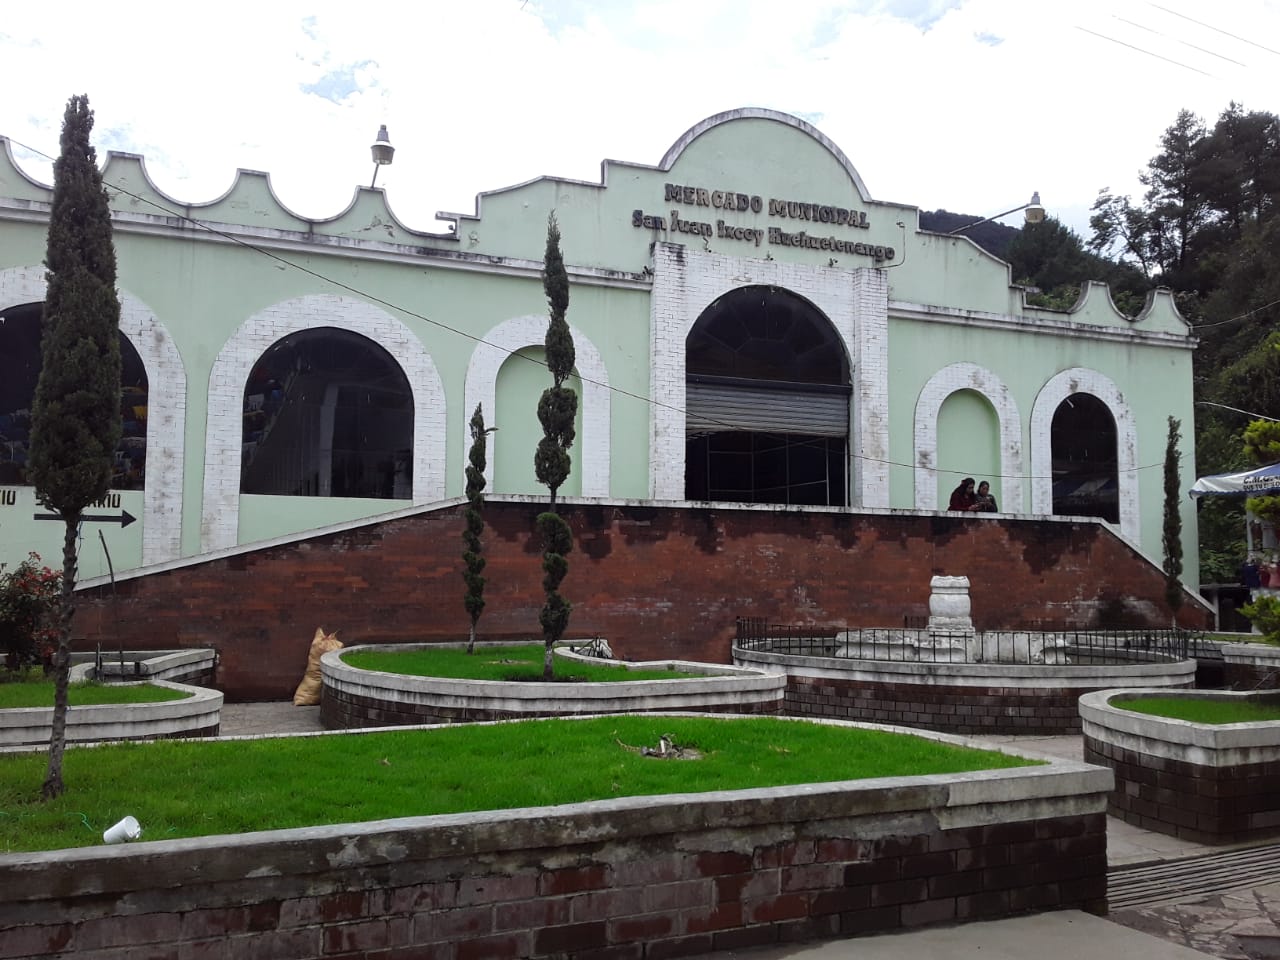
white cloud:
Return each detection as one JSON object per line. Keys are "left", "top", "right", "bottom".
{"left": 2, "top": 0, "right": 1277, "bottom": 238}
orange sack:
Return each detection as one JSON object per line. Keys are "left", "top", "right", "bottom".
{"left": 292, "top": 627, "right": 342, "bottom": 706}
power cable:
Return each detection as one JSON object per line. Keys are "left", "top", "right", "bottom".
{"left": 4, "top": 136, "right": 1173, "bottom": 484}
{"left": 1113, "top": 15, "right": 1246, "bottom": 66}
{"left": 1147, "top": 2, "right": 1280, "bottom": 58}
{"left": 1074, "top": 25, "right": 1215, "bottom": 76}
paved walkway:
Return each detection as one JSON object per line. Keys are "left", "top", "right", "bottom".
{"left": 218, "top": 703, "right": 1280, "bottom": 958}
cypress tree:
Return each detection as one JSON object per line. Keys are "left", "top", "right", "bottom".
{"left": 535, "top": 214, "right": 578, "bottom": 679}
{"left": 463, "top": 404, "right": 491, "bottom": 654}
{"left": 28, "top": 95, "right": 123, "bottom": 800}
{"left": 1162, "top": 415, "right": 1184, "bottom": 624}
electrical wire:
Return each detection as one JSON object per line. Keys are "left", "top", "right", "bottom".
{"left": 1074, "top": 25, "right": 1215, "bottom": 76}
{"left": 4, "top": 136, "right": 1173, "bottom": 484}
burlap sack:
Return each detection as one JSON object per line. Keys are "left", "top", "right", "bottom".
{"left": 292, "top": 627, "right": 342, "bottom": 706}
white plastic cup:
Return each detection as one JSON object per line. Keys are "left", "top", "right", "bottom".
{"left": 102, "top": 816, "right": 142, "bottom": 844}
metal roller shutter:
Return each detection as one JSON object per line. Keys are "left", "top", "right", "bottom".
{"left": 686, "top": 380, "right": 850, "bottom": 436}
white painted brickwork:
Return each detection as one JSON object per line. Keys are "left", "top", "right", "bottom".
{"left": 1031, "top": 367, "right": 1140, "bottom": 543}
{"left": 913, "top": 362, "right": 1024, "bottom": 512}
{"left": 0, "top": 265, "right": 185, "bottom": 565}
{"left": 200, "top": 294, "right": 444, "bottom": 552}
{"left": 463, "top": 315, "right": 611, "bottom": 497}
{"left": 648, "top": 243, "right": 890, "bottom": 505}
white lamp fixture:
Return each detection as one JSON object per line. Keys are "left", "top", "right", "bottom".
{"left": 370, "top": 125, "right": 395, "bottom": 188}
{"left": 947, "top": 192, "right": 1045, "bottom": 235}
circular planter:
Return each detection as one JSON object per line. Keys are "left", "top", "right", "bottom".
{"left": 0, "top": 649, "right": 222, "bottom": 749}
{"left": 1081, "top": 687, "right": 1280, "bottom": 844}
{"left": 735, "top": 643, "right": 1194, "bottom": 735}
{"left": 320, "top": 642, "right": 786, "bottom": 729}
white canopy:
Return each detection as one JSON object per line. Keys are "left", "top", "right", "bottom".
{"left": 1190, "top": 461, "right": 1280, "bottom": 498}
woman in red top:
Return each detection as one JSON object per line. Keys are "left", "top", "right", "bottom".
{"left": 948, "top": 477, "right": 978, "bottom": 511}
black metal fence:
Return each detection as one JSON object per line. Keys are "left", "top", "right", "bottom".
{"left": 733, "top": 616, "right": 1208, "bottom": 666}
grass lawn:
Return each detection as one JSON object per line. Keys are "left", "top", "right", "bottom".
{"left": 1113, "top": 695, "right": 1280, "bottom": 724}
{"left": 0, "top": 715, "right": 1036, "bottom": 853}
{"left": 0, "top": 677, "right": 192, "bottom": 709}
{"left": 342, "top": 643, "right": 707, "bottom": 682}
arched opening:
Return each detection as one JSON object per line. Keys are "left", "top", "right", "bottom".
{"left": 936, "top": 389, "right": 1000, "bottom": 508}
{"left": 685, "top": 286, "right": 850, "bottom": 506}
{"left": 1051, "top": 392, "right": 1118, "bottom": 523}
{"left": 0, "top": 301, "right": 148, "bottom": 489}
{"left": 240, "top": 327, "right": 413, "bottom": 499}
{"left": 493, "top": 346, "right": 584, "bottom": 496}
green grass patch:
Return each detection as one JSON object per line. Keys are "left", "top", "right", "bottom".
{"left": 342, "top": 644, "right": 707, "bottom": 682}
{"left": 1113, "top": 695, "right": 1280, "bottom": 725}
{"left": 0, "top": 715, "right": 1036, "bottom": 853}
{"left": 0, "top": 677, "right": 191, "bottom": 709}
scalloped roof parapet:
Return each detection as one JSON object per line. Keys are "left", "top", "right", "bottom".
{"left": 1, "top": 137, "right": 456, "bottom": 245}
{"left": 440, "top": 106, "right": 873, "bottom": 224}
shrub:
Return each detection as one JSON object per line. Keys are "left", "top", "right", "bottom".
{"left": 0, "top": 553, "right": 62, "bottom": 671}
{"left": 1241, "top": 593, "right": 1280, "bottom": 645}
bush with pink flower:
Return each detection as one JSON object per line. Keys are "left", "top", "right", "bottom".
{"left": 0, "top": 553, "right": 62, "bottom": 672}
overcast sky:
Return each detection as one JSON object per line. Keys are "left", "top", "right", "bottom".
{"left": 2, "top": 0, "right": 1277, "bottom": 242}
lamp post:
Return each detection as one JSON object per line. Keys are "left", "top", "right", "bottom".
{"left": 946, "top": 192, "right": 1044, "bottom": 235}
{"left": 369, "top": 125, "right": 395, "bottom": 188}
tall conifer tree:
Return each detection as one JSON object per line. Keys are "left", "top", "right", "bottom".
{"left": 1162, "top": 416, "right": 1184, "bottom": 624}
{"left": 463, "top": 404, "right": 491, "bottom": 654}
{"left": 535, "top": 214, "right": 577, "bottom": 679}
{"left": 28, "top": 95, "right": 123, "bottom": 800}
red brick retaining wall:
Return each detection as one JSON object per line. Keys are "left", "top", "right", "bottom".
{"left": 786, "top": 676, "right": 1119, "bottom": 736}
{"left": 0, "top": 757, "right": 1111, "bottom": 960}
{"left": 1084, "top": 735, "right": 1280, "bottom": 844}
{"left": 71, "top": 499, "right": 1210, "bottom": 700}
{"left": 320, "top": 685, "right": 780, "bottom": 729}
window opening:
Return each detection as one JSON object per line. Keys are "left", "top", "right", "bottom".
{"left": 240, "top": 327, "right": 413, "bottom": 499}
{"left": 0, "top": 301, "right": 147, "bottom": 489}
{"left": 1050, "top": 392, "right": 1118, "bottom": 523}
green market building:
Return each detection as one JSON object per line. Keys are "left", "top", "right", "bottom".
{"left": 0, "top": 108, "right": 1198, "bottom": 588}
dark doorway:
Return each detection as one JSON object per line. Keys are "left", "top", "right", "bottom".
{"left": 685, "top": 286, "right": 850, "bottom": 506}
{"left": 0, "top": 301, "right": 148, "bottom": 489}
{"left": 240, "top": 327, "right": 413, "bottom": 500}
{"left": 1050, "top": 392, "right": 1118, "bottom": 523}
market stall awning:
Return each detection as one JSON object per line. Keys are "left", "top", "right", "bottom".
{"left": 1190, "top": 462, "right": 1280, "bottom": 498}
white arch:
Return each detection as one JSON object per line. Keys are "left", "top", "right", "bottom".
{"left": 1030, "top": 367, "right": 1139, "bottom": 543}
{"left": 0, "top": 265, "right": 186, "bottom": 565}
{"left": 913, "top": 362, "right": 1023, "bottom": 512}
{"left": 200, "top": 294, "right": 444, "bottom": 552}
{"left": 463, "top": 315, "right": 610, "bottom": 497}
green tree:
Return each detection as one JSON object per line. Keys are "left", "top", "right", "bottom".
{"left": 27, "top": 95, "right": 123, "bottom": 800}
{"left": 534, "top": 213, "right": 578, "bottom": 680}
{"left": 1242, "top": 419, "right": 1280, "bottom": 527}
{"left": 462, "top": 404, "right": 493, "bottom": 655}
{"left": 1162, "top": 417, "right": 1184, "bottom": 622}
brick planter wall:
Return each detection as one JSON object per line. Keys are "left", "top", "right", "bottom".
{"left": 1080, "top": 689, "right": 1280, "bottom": 845}
{"left": 69, "top": 499, "right": 1211, "bottom": 701}
{"left": 1221, "top": 642, "right": 1280, "bottom": 690}
{"left": 735, "top": 648, "right": 1196, "bottom": 736}
{"left": 320, "top": 644, "right": 786, "bottom": 729}
{"left": 0, "top": 734, "right": 1111, "bottom": 960}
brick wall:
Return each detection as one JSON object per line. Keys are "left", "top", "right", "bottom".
{"left": 72, "top": 500, "right": 1211, "bottom": 701}
{"left": 785, "top": 676, "right": 1172, "bottom": 736}
{"left": 1085, "top": 735, "right": 1280, "bottom": 844}
{"left": 321, "top": 685, "right": 780, "bottom": 729}
{"left": 0, "top": 760, "right": 1111, "bottom": 960}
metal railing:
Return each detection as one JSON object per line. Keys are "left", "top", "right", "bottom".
{"left": 734, "top": 617, "right": 1206, "bottom": 666}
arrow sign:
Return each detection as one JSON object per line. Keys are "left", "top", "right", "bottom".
{"left": 34, "top": 509, "right": 136, "bottom": 528}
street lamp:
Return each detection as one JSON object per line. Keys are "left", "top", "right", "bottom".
{"left": 369, "top": 125, "right": 395, "bottom": 188}
{"left": 946, "top": 192, "right": 1045, "bottom": 235}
